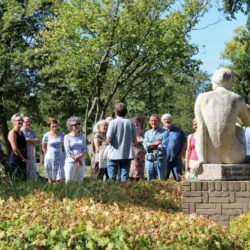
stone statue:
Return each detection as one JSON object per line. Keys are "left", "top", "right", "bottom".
{"left": 195, "top": 68, "right": 250, "bottom": 164}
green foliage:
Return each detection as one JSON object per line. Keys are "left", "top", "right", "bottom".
{"left": 0, "top": 179, "right": 241, "bottom": 249}
{"left": 222, "top": 0, "right": 250, "bottom": 19}
{"left": 223, "top": 18, "right": 250, "bottom": 103}
{"left": 37, "top": 0, "right": 209, "bottom": 133}
{"left": 228, "top": 212, "right": 250, "bottom": 249}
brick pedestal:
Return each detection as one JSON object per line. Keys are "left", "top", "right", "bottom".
{"left": 182, "top": 181, "right": 250, "bottom": 225}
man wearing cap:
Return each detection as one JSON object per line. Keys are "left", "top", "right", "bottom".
{"left": 161, "top": 114, "right": 186, "bottom": 182}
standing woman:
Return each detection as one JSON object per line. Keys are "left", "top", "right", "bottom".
{"left": 93, "top": 120, "right": 109, "bottom": 180}
{"left": 129, "top": 116, "right": 145, "bottom": 181}
{"left": 8, "top": 113, "right": 29, "bottom": 180}
{"left": 64, "top": 117, "right": 87, "bottom": 183}
{"left": 42, "top": 118, "right": 64, "bottom": 183}
{"left": 185, "top": 118, "right": 199, "bottom": 179}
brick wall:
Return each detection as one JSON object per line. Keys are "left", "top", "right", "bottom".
{"left": 182, "top": 181, "right": 250, "bottom": 225}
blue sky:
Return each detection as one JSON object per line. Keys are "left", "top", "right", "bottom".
{"left": 190, "top": 7, "right": 247, "bottom": 74}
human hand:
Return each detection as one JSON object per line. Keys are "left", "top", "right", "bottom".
{"left": 22, "top": 159, "right": 30, "bottom": 165}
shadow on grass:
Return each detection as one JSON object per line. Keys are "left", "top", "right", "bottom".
{"left": 0, "top": 177, "right": 182, "bottom": 212}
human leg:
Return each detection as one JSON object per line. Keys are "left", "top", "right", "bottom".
{"left": 26, "top": 157, "right": 37, "bottom": 181}
{"left": 75, "top": 161, "right": 85, "bottom": 182}
{"left": 107, "top": 159, "right": 119, "bottom": 181}
{"left": 145, "top": 161, "right": 157, "bottom": 181}
{"left": 119, "top": 159, "right": 131, "bottom": 182}
{"left": 170, "top": 161, "right": 181, "bottom": 182}
{"left": 64, "top": 161, "right": 76, "bottom": 183}
{"left": 156, "top": 159, "right": 167, "bottom": 180}
{"left": 165, "top": 161, "right": 172, "bottom": 180}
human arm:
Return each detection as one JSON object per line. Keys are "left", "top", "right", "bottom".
{"left": 143, "top": 130, "right": 162, "bottom": 152}
{"left": 26, "top": 137, "right": 40, "bottom": 145}
{"left": 238, "top": 101, "right": 250, "bottom": 127}
{"left": 75, "top": 135, "right": 87, "bottom": 161}
{"left": 42, "top": 134, "right": 48, "bottom": 155}
{"left": 179, "top": 130, "right": 187, "bottom": 159}
{"left": 106, "top": 121, "right": 113, "bottom": 144}
{"left": 94, "top": 134, "right": 101, "bottom": 153}
{"left": 185, "top": 134, "right": 192, "bottom": 172}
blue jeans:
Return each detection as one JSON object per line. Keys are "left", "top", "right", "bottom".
{"left": 145, "top": 159, "right": 167, "bottom": 181}
{"left": 166, "top": 160, "right": 181, "bottom": 182}
{"left": 107, "top": 159, "right": 131, "bottom": 182}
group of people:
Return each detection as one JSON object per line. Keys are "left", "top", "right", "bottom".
{"left": 5, "top": 67, "right": 250, "bottom": 183}
{"left": 6, "top": 101, "right": 250, "bottom": 184}
{"left": 8, "top": 115, "right": 87, "bottom": 183}
{"left": 6, "top": 102, "right": 190, "bottom": 183}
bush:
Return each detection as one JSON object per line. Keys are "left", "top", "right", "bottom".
{"left": 0, "top": 180, "right": 246, "bottom": 249}
{"left": 228, "top": 212, "right": 250, "bottom": 249}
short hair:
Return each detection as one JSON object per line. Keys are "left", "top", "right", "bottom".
{"left": 47, "top": 118, "right": 58, "bottom": 127}
{"left": 66, "top": 116, "right": 81, "bottom": 131}
{"left": 11, "top": 113, "right": 24, "bottom": 123}
{"left": 161, "top": 113, "right": 173, "bottom": 122}
{"left": 105, "top": 116, "right": 113, "bottom": 124}
{"left": 149, "top": 114, "right": 160, "bottom": 121}
{"left": 93, "top": 119, "right": 108, "bottom": 134}
{"left": 23, "top": 116, "right": 31, "bottom": 122}
{"left": 114, "top": 103, "right": 127, "bottom": 117}
{"left": 211, "top": 68, "right": 234, "bottom": 90}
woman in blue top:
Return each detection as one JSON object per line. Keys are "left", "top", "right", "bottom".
{"left": 42, "top": 118, "right": 64, "bottom": 183}
{"left": 64, "top": 116, "right": 87, "bottom": 183}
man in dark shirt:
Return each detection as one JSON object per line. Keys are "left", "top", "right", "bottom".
{"left": 162, "top": 114, "right": 186, "bottom": 182}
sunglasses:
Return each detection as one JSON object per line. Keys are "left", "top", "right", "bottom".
{"left": 15, "top": 119, "right": 23, "bottom": 122}
{"left": 166, "top": 120, "right": 172, "bottom": 124}
{"left": 71, "top": 123, "right": 80, "bottom": 127}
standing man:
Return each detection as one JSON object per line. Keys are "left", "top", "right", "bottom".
{"left": 161, "top": 114, "right": 186, "bottom": 182}
{"left": 106, "top": 103, "right": 136, "bottom": 182}
{"left": 143, "top": 114, "right": 167, "bottom": 180}
{"left": 21, "top": 116, "right": 40, "bottom": 180}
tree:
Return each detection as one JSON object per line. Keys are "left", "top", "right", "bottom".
{"left": 223, "top": 18, "right": 250, "bottom": 103}
{"left": 37, "top": 0, "right": 209, "bottom": 133}
{"left": 222, "top": 0, "right": 250, "bottom": 18}
{"left": 0, "top": 0, "right": 57, "bottom": 152}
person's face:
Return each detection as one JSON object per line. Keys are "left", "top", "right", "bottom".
{"left": 192, "top": 120, "right": 197, "bottom": 130}
{"left": 50, "top": 122, "right": 58, "bottom": 132}
{"left": 71, "top": 122, "right": 81, "bottom": 132}
{"left": 134, "top": 120, "right": 141, "bottom": 129}
{"left": 99, "top": 123, "right": 108, "bottom": 133}
{"left": 14, "top": 116, "right": 24, "bottom": 128}
{"left": 23, "top": 118, "right": 31, "bottom": 129}
{"left": 162, "top": 117, "right": 172, "bottom": 129}
{"left": 149, "top": 116, "right": 159, "bottom": 130}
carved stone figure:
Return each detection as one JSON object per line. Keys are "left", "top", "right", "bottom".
{"left": 195, "top": 68, "right": 250, "bottom": 164}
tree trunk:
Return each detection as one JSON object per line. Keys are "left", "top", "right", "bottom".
{"left": 0, "top": 116, "right": 11, "bottom": 154}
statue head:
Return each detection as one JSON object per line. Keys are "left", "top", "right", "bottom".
{"left": 211, "top": 68, "right": 234, "bottom": 90}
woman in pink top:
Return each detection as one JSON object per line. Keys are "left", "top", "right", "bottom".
{"left": 185, "top": 118, "right": 199, "bottom": 178}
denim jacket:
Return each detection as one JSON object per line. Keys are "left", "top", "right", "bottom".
{"left": 143, "top": 127, "right": 167, "bottom": 161}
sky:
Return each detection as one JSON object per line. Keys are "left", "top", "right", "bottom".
{"left": 190, "top": 6, "right": 247, "bottom": 74}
